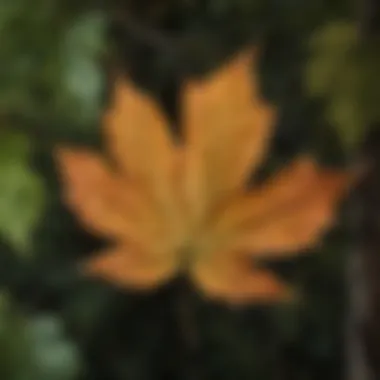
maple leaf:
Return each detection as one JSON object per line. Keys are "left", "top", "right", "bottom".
{"left": 55, "top": 49, "right": 353, "bottom": 305}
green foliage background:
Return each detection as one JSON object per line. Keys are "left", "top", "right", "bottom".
{"left": 0, "top": 0, "right": 379, "bottom": 379}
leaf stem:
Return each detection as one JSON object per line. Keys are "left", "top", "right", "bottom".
{"left": 176, "top": 276, "right": 203, "bottom": 380}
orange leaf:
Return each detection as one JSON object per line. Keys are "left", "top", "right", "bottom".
{"left": 55, "top": 147, "right": 173, "bottom": 256}
{"left": 182, "top": 49, "right": 277, "bottom": 224}
{"left": 191, "top": 252, "right": 293, "bottom": 305}
{"left": 83, "top": 245, "right": 178, "bottom": 290}
{"left": 228, "top": 169, "right": 349, "bottom": 255}
{"left": 205, "top": 157, "right": 350, "bottom": 256}
{"left": 104, "top": 76, "right": 178, "bottom": 212}
{"left": 56, "top": 48, "right": 354, "bottom": 304}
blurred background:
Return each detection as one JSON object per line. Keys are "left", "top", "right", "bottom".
{"left": 1, "top": 0, "right": 380, "bottom": 379}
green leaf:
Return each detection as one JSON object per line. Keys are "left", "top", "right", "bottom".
{"left": 0, "top": 294, "right": 82, "bottom": 380}
{"left": 308, "top": 21, "right": 357, "bottom": 52}
{"left": 0, "top": 0, "right": 107, "bottom": 133}
{"left": 60, "top": 12, "right": 106, "bottom": 125}
{"left": 324, "top": 59, "right": 366, "bottom": 148}
{"left": 0, "top": 131, "right": 45, "bottom": 255}
{"left": 26, "top": 316, "right": 82, "bottom": 380}
{"left": 327, "top": 94, "right": 364, "bottom": 150}
{"left": 305, "top": 21, "right": 357, "bottom": 97}
{"left": 305, "top": 20, "right": 380, "bottom": 152}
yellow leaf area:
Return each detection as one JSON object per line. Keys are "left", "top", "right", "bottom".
{"left": 55, "top": 50, "right": 351, "bottom": 305}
